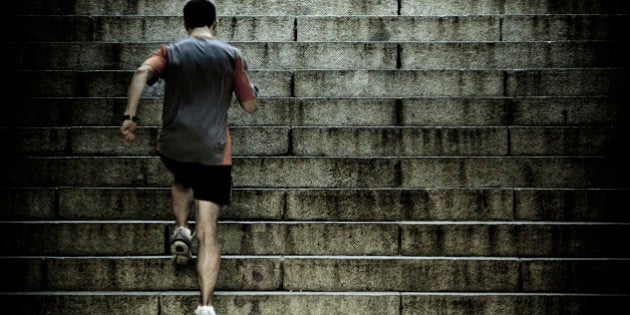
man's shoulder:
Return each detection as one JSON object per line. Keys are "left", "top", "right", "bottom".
{"left": 169, "top": 37, "right": 197, "bottom": 47}
{"left": 207, "top": 38, "right": 240, "bottom": 53}
{"left": 170, "top": 37, "right": 239, "bottom": 52}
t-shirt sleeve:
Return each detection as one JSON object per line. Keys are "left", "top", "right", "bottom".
{"left": 233, "top": 54, "right": 256, "bottom": 103}
{"left": 143, "top": 45, "right": 168, "bottom": 86}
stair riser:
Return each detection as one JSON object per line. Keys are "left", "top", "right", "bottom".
{"left": 11, "top": 16, "right": 294, "bottom": 42}
{"left": 402, "top": 295, "right": 628, "bottom": 315}
{"left": 299, "top": 16, "right": 626, "bottom": 42}
{"left": 11, "top": 16, "right": 626, "bottom": 42}
{"left": 9, "top": 127, "right": 551, "bottom": 157}
{"left": 9, "top": 69, "right": 628, "bottom": 98}
{"left": 1, "top": 258, "right": 280, "bottom": 291}
{"left": 3, "top": 294, "right": 627, "bottom": 315}
{"left": 10, "top": 126, "right": 624, "bottom": 157}
{"left": 2, "top": 157, "right": 629, "bottom": 188}
{"left": 284, "top": 259, "right": 630, "bottom": 292}
{"left": 3, "top": 189, "right": 627, "bottom": 222}
{"left": 4, "top": 98, "right": 627, "bottom": 127}
{"left": 11, "top": 42, "right": 628, "bottom": 71}
{"left": 5, "top": 127, "right": 289, "bottom": 156}
{"left": 11, "top": 0, "right": 399, "bottom": 16}
{"left": 12, "top": 0, "right": 630, "bottom": 15}
{"left": 4, "top": 258, "right": 628, "bottom": 292}
{"left": 2, "top": 223, "right": 628, "bottom": 257}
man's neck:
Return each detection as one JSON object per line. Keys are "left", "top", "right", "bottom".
{"left": 188, "top": 27, "right": 214, "bottom": 38}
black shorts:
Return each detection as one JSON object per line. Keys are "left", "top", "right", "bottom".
{"left": 160, "top": 155, "right": 232, "bottom": 205}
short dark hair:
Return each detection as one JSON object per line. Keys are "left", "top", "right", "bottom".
{"left": 184, "top": 0, "right": 217, "bottom": 28}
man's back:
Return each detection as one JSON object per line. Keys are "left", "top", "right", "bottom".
{"left": 151, "top": 36, "right": 254, "bottom": 165}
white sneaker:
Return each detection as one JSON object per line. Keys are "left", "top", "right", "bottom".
{"left": 170, "top": 226, "right": 193, "bottom": 265}
{"left": 194, "top": 305, "right": 216, "bottom": 315}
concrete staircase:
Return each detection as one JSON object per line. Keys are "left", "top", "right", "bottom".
{"left": 3, "top": 0, "right": 630, "bottom": 314}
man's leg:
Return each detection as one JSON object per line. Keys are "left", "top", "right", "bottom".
{"left": 170, "top": 181, "right": 195, "bottom": 264}
{"left": 195, "top": 199, "right": 222, "bottom": 306}
{"left": 172, "top": 181, "right": 193, "bottom": 227}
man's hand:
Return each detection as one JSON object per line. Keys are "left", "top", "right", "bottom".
{"left": 120, "top": 120, "right": 137, "bottom": 141}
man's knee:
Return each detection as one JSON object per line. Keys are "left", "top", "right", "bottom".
{"left": 195, "top": 200, "right": 221, "bottom": 241}
{"left": 196, "top": 231, "right": 218, "bottom": 248}
{"left": 195, "top": 220, "right": 218, "bottom": 242}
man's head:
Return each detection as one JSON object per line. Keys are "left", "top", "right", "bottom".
{"left": 184, "top": 0, "right": 217, "bottom": 29}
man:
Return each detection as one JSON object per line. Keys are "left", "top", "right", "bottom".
{"left": 120, "top": 1, "right": 258, "bottom": 314}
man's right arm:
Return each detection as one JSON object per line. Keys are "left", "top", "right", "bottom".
{"left": 120, "top": 64, "right": 155, "bottom": 141}
{"left": 240, "top": 99, "right": 258, "bottom": 113}
{"left": 234, "top": 55, "right": 258, "bottom": 113}
{"left": 125, "top": 65, "right": 155, "bottom": 117}
{"left": 241, "top": 83, "right": 259, "bottom": 113}
{"left": 120, "top": 45, "right": 167, "bottom": 141}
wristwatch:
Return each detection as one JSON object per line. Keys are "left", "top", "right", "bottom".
{"left": 123, "top": 115, "right": 139, "bottom": 123}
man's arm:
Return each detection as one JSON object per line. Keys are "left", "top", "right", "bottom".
{"left": 234, "top": 54, "right": 259, "bottom": 114}
{"left": 120, "top": 64, "right": 155, "bottom": 141}
{"left": 240, "top": 84, "right": 258, "bottom": 113}
{"left": 240, "top": 99, "right": 258, "bottom": 113}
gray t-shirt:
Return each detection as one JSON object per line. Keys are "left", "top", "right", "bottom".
{"left": 147, "top": 36, "right": 255, "bottom": 165}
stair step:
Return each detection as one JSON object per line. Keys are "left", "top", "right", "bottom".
{"left": 11, "top": 16, "right": 294, "bottom": 42}
{"left": 503, "top": 14, "right": 628, "bottom": 41}
{"left": 4, "top": 127, "right": 290, "bottom": 156}
{"left": 12, "top": 0, "right": 630, "bottom": 15}
{"left": 2, "top": 157, "right": 628, "bottom": 188}
{"left": 7, "top": 70, "right": 291, "bottom": 98}
{"left": 292, "top": 126, "right": 627, "bottom": 156}
{"left": 1, "top": 188, "right": 286, "bottom": 221}
{"left": 5, "top": 126, "right": 513, "bottom": 156}
{"left": 400, "top": 293, "right": 628, "bottom": 315}
{"left": 9, "top": 41, "right": 628, "bottom": 71}
{"left": 8, "top": 126, "right": 627, "bottom": 157}
{"left": 11, "top": 0, "right": 400, "bottom": 16}
{"left": 1, "top": 257, "right": 281, "bottom": 291}
{"left": 3, "top": 291, "right": 627, "bottom": 315}
{"left": 283, "top": 257, "right": 630, "bottom": 292}
{"left": 4, "top": 257, "right": 628, "bottom": 292}
{"left": 9, "top": 69, "right": 629, "bottom": 98}
{"left": 3, "top": 293, "right": 160, "bottom": 315}
{"left": 510, "top": 126, "right": 627, "bottom": 155}
{"left": 4, "top": 97, "right": 627, "bottom": 127}
{"left": 12, "top": 15, "right": 626, "bottom": 43}
{"left": 292, "top": 69, "right": 628, "bottom": 98}
{"left": 1, "top": 221, "right": 628, "bottom": 257}
{"left": 3, "top": 188, "right": 628, "bottom": 222}
{"left": 8, "top": 42, "right": 398, "bottom": 71}
{"left": 407, "top": 0, "right": 630, "bottom": 15}
{"left": 400, "top": 41, "right": 628, "bottom": 70}
{"left": 0, "top": 221, "right": 400, "bottom": 256}
{"left": 296, "top": 15, "right": 627, "bottom": 42}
